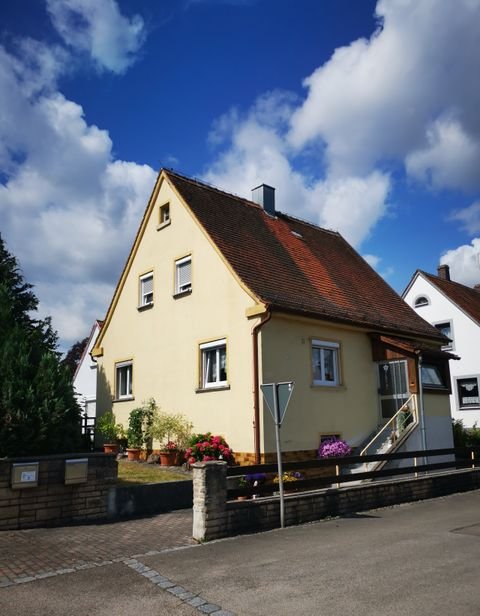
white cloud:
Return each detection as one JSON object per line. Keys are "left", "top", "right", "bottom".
{"left": 449, "top": 201, "right": 480, "bottom": 235}
{"left": 406, "top": 116, "right": 480, "bottom": 191}
{"left": 288, "top": 0, "right": 480, "bottom": 187}
{"left": 46, "top": 0, "right": 145, "bottom": 74}
{"left": 441, "top": 239, "right": 480, "bottom": 287}
{"left": 0, "top": 33, "right": 155, "bottom": 349}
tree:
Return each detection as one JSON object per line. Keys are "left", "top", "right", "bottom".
{"left": 0, "top": 234, "right": 82, "bottom": 457}
{"left": 62, "top": 337, "right": 89, "bottom": 377}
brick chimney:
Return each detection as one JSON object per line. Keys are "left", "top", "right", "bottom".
{"left": 437, "top": 264, "right": 450, "bottom": 281}
{"left": 252, "top": 184, "right": 275, "bottom": 215}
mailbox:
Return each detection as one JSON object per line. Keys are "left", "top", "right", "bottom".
{"left": 64, "top": 458, "right": 89, "bottom": 485}
{"left": 11, "top": 462, "right": 39, "bottom": 489}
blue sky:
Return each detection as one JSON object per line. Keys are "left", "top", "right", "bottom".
{"left": 1, "top": 0, "right": 480, "bottom": 350}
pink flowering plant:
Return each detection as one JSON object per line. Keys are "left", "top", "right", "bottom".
{"left": 165, "top": 440, "right": 178, "bottom": 451}
{"left": 318, "top": 437, "right": 352, "bottom": 458}
{"left": 185, "top": 432, "right": 234, "bottom": 465}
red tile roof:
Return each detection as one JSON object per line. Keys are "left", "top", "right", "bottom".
{"left": 166, "top": 170, "right": 444, "bottom": 342}
{"left": 420, "top": 271, "right": 480, "bottom": 325}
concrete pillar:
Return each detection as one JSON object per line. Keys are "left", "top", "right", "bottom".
{"left": 192, "top": 461, "right": 227, "bottom": 542}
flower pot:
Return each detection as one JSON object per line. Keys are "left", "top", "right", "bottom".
{"left": 126, "top": 448, "right": 142, "bottom": 461}
{"left": 103, "top": 443, "right": 119, "bottom": 454}
{"left": 159, "top": 451, "right": 177, "bottom": 466}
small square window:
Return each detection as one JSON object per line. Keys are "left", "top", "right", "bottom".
{"left": 456, "top": 376, "right": 480, "bottom": 409}
{"left": 421, "top": 363, "right": 447, "bottom": 388}
{"left": 116, "top": 361, "right": 133, "bottom": 399}
{"left": 200, "top": 339, "right": 227, "bottom": 388}
{"left": 160, "top": 203, "right": 170, "bottom": 224}
{"left": 175, "top": 256, "right": 192, "bottom": 294}
{"left": 312, "top": 340, "right": 340, "bottom": 386}
{"left": 139, "top": 273, "right": 153, "bottom": 307}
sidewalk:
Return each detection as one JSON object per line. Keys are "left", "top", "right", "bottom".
{"left": 1, "top": 491, "right": 480, "bottom": 615}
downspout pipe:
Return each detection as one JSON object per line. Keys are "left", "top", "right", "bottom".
{"left": 417, "top": 353, "right": 428, "bottom": 464}
{"left": 252, "top": 306, "right": 272, "bottom": 464}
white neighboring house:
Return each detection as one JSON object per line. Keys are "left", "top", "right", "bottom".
{"left": 403, "top": 265, "right": 480, "bottom": 428}
{"left": 73, "top": 320, "right": 103, "bottom": 429}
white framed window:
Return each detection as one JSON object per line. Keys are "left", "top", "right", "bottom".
{"left": 116, "top": 361, "right": 133, "bottom": 399}
{"left": 414, "top": 295, "right": 430, "bottom": 308}
{"left": 456, "top": 376, "right": 480, "bottom": 409}
{"left": 200, "top": 339, "right": 227, "bottom": 389}
{"left": 434, "top": 320, "right": 453, "bottom": 350}
{"left": 175, "top": 256, "right": 192, "bottom": 294}
{"left": 139, "top": 272, "right": 153, "bottom": 307}
{"left": 312, "top": 340, "right": 340, "bottom": 386}
{"left": 158, "top": 203, "right": 170, "bottom": 228}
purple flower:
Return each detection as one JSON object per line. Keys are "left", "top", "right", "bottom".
{"left": 318, "top": 438, "right": 352, "bottom": 458}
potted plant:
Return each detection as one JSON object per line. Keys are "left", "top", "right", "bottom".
{"left": 97, "top": 411, "right": 125, "bottom": 454}
{"left": 184, "top": 433, "right": 234, "bottom": 465}
{"left": 126, "top": 405, "right": 145, "bottom": 461}
{"left": 151, "top": 411, "right": 193, "bottom": 465}
{"left": 317, "top": 438, "right": 352, "bottom": 458}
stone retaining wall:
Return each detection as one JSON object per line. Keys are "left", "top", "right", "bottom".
{"left": 0, "top": 453, "right": 117, "bottom": 530}
{"left": 192, "top": 461, "right": 480, "bottom": 541}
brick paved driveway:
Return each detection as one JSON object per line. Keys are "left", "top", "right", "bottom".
{"left": 0, "top": 509, "right": 194, "bottom": 587}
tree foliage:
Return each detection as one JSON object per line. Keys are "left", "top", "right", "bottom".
{"left": 0, "top": 234, "right": 82, "bottom": 457}
{"left": 62, "top": 337, "right": 89, "bottom": 377}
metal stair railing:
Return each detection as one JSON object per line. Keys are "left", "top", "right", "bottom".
{"left": 360, "top": 394, "right": 418, "bottom": 458}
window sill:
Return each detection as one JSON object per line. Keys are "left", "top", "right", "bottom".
{"left": 113, "top": 396, "right": 135, "bottom": 403}
{"left": 459, "top": 406, "right": 480, "bottom": 411}
{"left": 173, "top": 289, "right": 192, "bottom": 300}
{"left": 137, "top": 303, "right": 153, "bottom": 312}
{"left": 311, "top": 384, "right": 346, "bottom": 391}
{"left": 422, "top": 386, "right": 450, "bottom": 395}
{"left": 195, "top": 385, "right": 230, "bottom": 394}
{"left": 156, "top": 220, "right": 171, "bottom": 231}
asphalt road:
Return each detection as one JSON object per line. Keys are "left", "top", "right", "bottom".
{"left": 1, "top": 490, "right": 479, "bottom": 615}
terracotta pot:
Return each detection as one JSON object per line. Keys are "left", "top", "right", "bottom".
{"left": 159, "top": 451, "right": 177, "bottom": 466}
{"left": 103, "top": 443, "right": 119, "bottom": 454}
{"left": 126, "top": 448, "right": 142, "bottom": 461}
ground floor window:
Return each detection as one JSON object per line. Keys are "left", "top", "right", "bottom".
{"left": 312, "top": 340, "right": 340, "bottom": 386}
{"left": 200, "top": 339, "right": 227, "bottom": 388}
{"left": 116, "top": 360, "right": 133, "bottom": 399}
{"left": 456, "top": 376, "right": 480, "bottom": 409}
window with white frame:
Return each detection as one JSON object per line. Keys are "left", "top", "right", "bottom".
{"left": 312, "top": 340, "right": 340, "bottom": 386}
{"left": 116, "top": 361, "right": 133, "bottom": 399}
{"left": 434, "top": 321, "right": 453, "bottom": 350}
{"left": 139, "top": 272, "right": 153, "bottom": 307}
{"left": 456, "top": 376, "right": 480, "bottom": 409}
{"left": 159, "top": 203, "right": 170, "bottom": 226}
{"left": 175, "top": 256, "right": 192, "bottom": 294}
{"left": 200, "top": 339, "right": 227, "bottom": 388}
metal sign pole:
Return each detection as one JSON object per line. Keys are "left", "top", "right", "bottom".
{"left": 273, "top": 384, "right": 285, "bottom": 529}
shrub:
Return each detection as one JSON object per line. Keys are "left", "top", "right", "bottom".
{"left": 127, "top": 399, "right": 158, "bottom": 449}
{"left": 97, "top": 411, "right": 125, "bottom": 443}
{"left": 318, "top": 437, "right": 352, "bottom": 458}
{"left": 185, "top": 432, "right": 234, "bottom": 464}
{"left": 151, "top": 410, "right": 193, "bottom": 451}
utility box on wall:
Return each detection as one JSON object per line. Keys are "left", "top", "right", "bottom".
{"left": 64, "top": 458, "right": 88, "bottom": 485}
{"left": 11, "top": 462, "right": 39, "bottom": 489}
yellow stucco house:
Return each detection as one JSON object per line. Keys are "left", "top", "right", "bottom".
{"left": 93, "top": 169, "right": 455, "bottom": 463}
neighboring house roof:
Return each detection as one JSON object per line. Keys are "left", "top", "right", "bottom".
{"left": 412, "top": 270, "right": 480, "bottom": 326}
{"left": 165, "top": 170, "right": 443, "bottom": 342}
{"left": 73, "top": 320, "right": 103, "bottom": 381}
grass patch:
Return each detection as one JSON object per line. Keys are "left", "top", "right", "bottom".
{"left": 117, "top": 459, "right": 191, "bottom": 486}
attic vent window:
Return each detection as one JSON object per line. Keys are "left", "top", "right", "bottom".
{"left": 291, "top": 231, "right": 303, "bottom": 239}
{"left": 157, "top": 203, "right": 171, "bottom": 230}
{"left": 414, "top": 296, "right": 429, "bottom": 308}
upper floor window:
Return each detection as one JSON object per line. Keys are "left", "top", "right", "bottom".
{"left": 312, "top": 340, "right": 340, "bottom": 386}
{"left": 139, "top": 272, "right": 153, "bottom": 307}
{"left": 158, "top": 203, "right": 170, "bottom": 229}
{"left": 456, "top": 376, "right": 480, "bottom": 409}
{"left": 200, "top": 339, "right": 227, "bottom": 389}
{"left": 414, "top": 296, "right": 429, "bottom": 308}
{"left": 116, "top": 360, "right": 133, "bottom": 399}
{"left": 175, "top": 256, "right": 192, "bottom": 295}
{"left": 434, "top": 321, "right": 453, "bottom": 350}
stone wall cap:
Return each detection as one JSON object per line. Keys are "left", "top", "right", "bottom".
{"left": 192, "top": 460, "right": 227, "bottom": 468}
